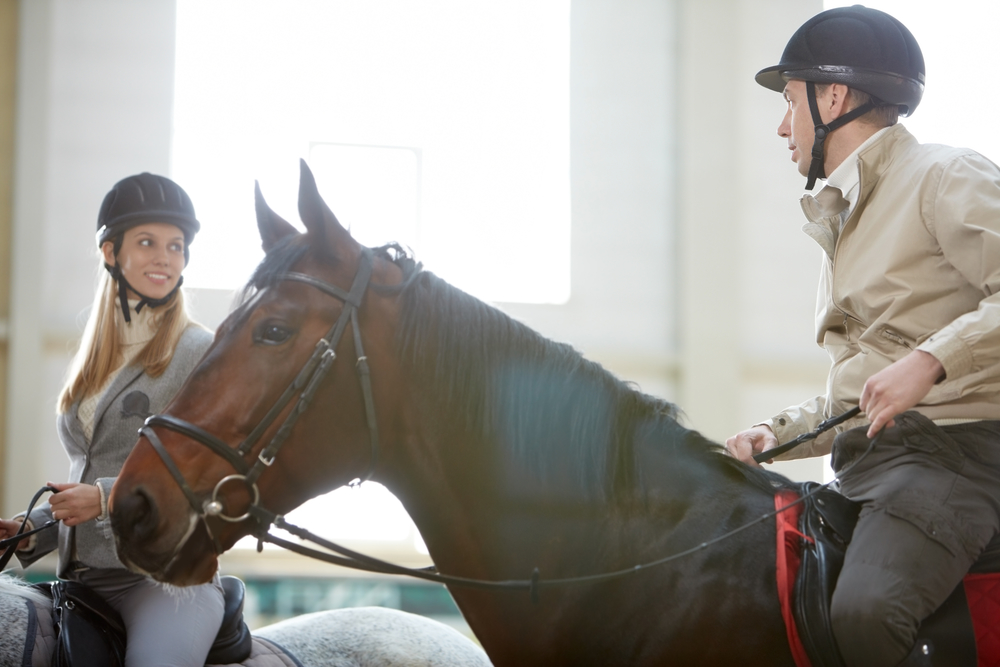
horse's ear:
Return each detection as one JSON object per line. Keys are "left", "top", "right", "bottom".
{"left": 297, "top": 159, "right": 353, "bottom": 254}
{"left": 255, "top": 181, "right": 299, "bottom": 254}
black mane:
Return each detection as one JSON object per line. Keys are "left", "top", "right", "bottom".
{"left": 234, "top": 239, "right": 788, "bottom": 499}
{"left": 395, "top": 265, "right": 788, "bottom": 500}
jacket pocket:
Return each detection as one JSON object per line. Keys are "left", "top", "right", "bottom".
{"left": 882, "top": 502, "right": 962, "bottom": 558}
{"left": 878, "top": 327, "right": 913, "bottom": 350}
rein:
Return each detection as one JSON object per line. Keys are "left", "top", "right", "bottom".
{"left": 136, "top": 247, "right": 874, "bottom": 599}
{"left": 0, "top": 486, "right": 58, "bottom": 572}
{"left": 242, "top": 409, "right": 877, "bottom": 603}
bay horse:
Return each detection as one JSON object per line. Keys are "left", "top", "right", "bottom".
{"left": 110, "top": 161, "right": 797, "bottom": 666}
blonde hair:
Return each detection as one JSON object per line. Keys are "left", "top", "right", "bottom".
{"left": 58, "top": 265, "right": 203, "bottom": 413}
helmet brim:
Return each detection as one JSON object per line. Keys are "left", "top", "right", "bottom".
{"left": 754, "top": 65, "right": 788, "bottom": 94}
{"left": 754, "top": 64, "right": 924, "bottom": 116}
{"left": 96, "top": 210, "right": 201, "bottom": 248}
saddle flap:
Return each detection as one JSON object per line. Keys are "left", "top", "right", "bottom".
{"left": 50, "top": 581, "right": 127, "bottom": 667}
{"left": 51, "top": 581, "right": 125, "bottom": 637}
{"left": 807, "top": 483, "right": 860, "bottom": 546}
{"left": 794, "top": 485, "right": 854, "bottom": 667}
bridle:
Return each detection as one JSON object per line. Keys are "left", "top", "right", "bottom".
{"left": 140, "top": 247, "right": 382, "bottom": 553}
{"left": 131, "top": 245, "right": 875, "bottom": 600}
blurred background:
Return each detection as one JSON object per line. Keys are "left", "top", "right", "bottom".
{"left": 0, "top": 0, "right": 996, "bottom": 634}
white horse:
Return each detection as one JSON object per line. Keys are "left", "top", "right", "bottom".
{"left": 0, "top": 573, "right": 492, "bottom": 667}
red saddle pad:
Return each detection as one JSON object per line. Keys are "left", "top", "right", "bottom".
{"left": 965, "top": 572, "right": 1000, "bottom": 667}
{"left": 776, "top": 490, "right": 1000, "bottom": 667}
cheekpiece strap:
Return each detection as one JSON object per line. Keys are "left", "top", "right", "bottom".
{"left": 804, "top": 80, "right": 881, "bottom": 190}
{"left": 104, "top": 263, "right": 183, "bottom": 324}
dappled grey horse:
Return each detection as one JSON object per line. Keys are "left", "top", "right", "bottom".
{"left": 0, "top": 574, "right": 492, "bottom": 667}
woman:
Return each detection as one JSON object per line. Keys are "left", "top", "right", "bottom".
{"left": 0, "top": 173, "right": 223, "bottom": 666}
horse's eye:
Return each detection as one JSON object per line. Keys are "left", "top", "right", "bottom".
{"left": 255, "top": 323, "right": 292, "bottom": 345}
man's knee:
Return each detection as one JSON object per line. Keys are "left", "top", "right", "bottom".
{"left": 831, "top": 564, "right": 916, "bottom": 667}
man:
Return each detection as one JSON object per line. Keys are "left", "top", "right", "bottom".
{"left": 726, "top": 6, "right": 1000, "bottom": 666}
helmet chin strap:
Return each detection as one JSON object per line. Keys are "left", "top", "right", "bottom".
{"left": 104, "top": 262, "right": 183, "bottom": 324}
{"left": 804, "top": 80, "right": 879, "bottom": 190}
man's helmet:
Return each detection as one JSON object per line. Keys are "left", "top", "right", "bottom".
{"left": 755, "top": 5, "right": 925, "bottom": 189}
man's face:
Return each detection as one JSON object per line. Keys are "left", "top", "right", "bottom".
{"left": 778, "top": 79, "right": 823, "bottom": 177}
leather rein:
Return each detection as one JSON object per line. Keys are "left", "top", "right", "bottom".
{"left": 135, "top": 247, "right": 869, "bottom": 600}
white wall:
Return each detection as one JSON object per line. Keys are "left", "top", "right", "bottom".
{"left": 5, "top": 0, "right": 177, "bottom": 514}
{"left": 4, "top": 0, "right": 833, "bottom": 518}
{"left": 503, "top": 0, "right": 677, "bottom": 401}
{"left": 676, "top": 0, "right": 828, "bottom": 482}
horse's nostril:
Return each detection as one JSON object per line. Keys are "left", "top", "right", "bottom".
{"left": 112, "top": 487, "right": 159, "bottom": 542}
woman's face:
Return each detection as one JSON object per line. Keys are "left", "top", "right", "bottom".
{"left": 101, "top": 222, "right": 186, "bottom": 301}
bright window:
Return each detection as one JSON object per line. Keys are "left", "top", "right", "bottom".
{"left": 173, "top": 0, "right": 570, "bottom": 304}
{"left": 822, "top": 0, "right": 1000, "bottom": 163}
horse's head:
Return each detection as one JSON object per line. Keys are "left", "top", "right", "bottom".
{"left": 110, "top": 161, "right": 415, "bottom": 584}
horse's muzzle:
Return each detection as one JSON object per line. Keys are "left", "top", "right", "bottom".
{"left": 110, "top": 485, "right": 159, "bottom": 544}
{"left": 110, "top": 484, "right": 219, "bottom": 586}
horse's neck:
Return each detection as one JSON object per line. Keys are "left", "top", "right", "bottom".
{"left": 387, "top": 416, "right": 771, "bottom": 578}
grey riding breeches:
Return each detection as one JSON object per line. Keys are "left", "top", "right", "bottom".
{"left": 72, "top": 567, "right": 224, "bottom": 667}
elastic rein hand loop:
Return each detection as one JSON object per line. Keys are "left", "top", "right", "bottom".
{"left": 0, "top": 486, "right": 59, "bottom": 571}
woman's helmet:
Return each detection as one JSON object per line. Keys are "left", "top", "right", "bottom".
{"left": 755, "top": 5, "right": 925, "bottom": 189}
{"left": 96, "top": 173, "right": 201, "bottom": 322}
{"left": 97, "top": 172, "right": 200, "bottom": 262}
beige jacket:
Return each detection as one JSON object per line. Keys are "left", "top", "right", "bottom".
{"left": 767, "top": 123, "right": 1000, "bottom": 458}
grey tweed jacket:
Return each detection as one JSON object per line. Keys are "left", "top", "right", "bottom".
{"left": 19, "top": 325, "right": 213, "bottom": 578}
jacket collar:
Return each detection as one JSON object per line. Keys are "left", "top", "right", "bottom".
{"left": 854, "top": 123, "right": 915, "bottom": 207}
{"left": 800, "top": 186, "right": 850, "bottom": 258}
{"left": 799, "top": 123, "right": 915, "bottom": 258}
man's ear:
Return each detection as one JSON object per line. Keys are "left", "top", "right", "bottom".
{"left": 827, "top": 83, "right": 852, "bottom": 120}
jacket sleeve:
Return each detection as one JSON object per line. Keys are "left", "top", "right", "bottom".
{"left": 917, "top": 153, "right": 1000, "bottom": 382}
{"left": 95, "top": 477, "right": 114, "bottom": 520}
{"left": 12, "top": 502, "right": 58, "bottom": 568}
{"left": 762, "top": 394, "right": 831, "bottom": 460}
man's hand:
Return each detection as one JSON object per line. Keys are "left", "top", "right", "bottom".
{"left": 48, "top": 482, "right": 102, "bottom": 527}
{"left": 0, "top": 518, "right": 30, "bottom": 550}
{"left": 861, "top": 350, "right": 945, "bottom": 438}
{"left": 726, "top": 424, "right": 779, "bottom": 466}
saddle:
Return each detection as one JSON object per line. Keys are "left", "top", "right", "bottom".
{"left": 787, "top": 481, "right": 1000, "bottom": 667}
{"left": 33, "top": 574, "right": 253, "bottom": 667}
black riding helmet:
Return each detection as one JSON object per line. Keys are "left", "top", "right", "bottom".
{"left": 755, "top": 5, "right": 925, "bottom": 189}
{"left": 96, "top": 173, "right": 201, "bottom": 323}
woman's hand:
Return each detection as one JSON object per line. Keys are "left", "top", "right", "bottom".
{"left": 0, "top": 518, "right": 30, "bottom": 550}
{"left": 48, "top": 482, "right": 102, "bottom": 527}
